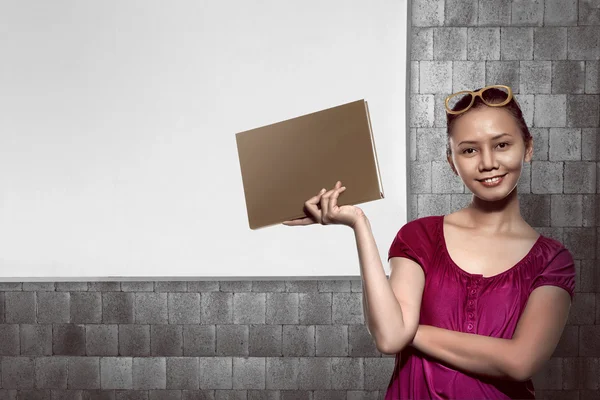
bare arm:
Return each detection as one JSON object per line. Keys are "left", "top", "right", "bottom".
{"left": 410, "top": 285, "right": 572, "bottom": 381}
{"left": 355, "top": 215, "right": 425, "bottom": 354}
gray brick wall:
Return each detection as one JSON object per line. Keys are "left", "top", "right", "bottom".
{"left": 0, "top": 1, "right": 598, "bottom": 399}
{"left": 409, "top": 0, "right": 600, "bottom": 399}
{"left": 0, "top": 280, "right": 394, "bottom": 399}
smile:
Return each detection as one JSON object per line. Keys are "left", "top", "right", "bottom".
{"left": 478, "top": 174, "right": 507, "bottom": 187}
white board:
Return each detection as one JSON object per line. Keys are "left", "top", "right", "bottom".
{"left": 0, "top": 0, "right": 409, "bottom": 280}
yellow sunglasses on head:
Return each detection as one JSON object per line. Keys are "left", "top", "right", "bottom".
{"left": 445, "top": 85, "right": 513, "bottom": 115}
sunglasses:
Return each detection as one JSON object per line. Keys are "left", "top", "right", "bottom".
{"left": 445, "top": 85, "right": 513, "bottom": 115}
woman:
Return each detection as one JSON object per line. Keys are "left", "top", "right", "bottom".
{"left": 283, "top": 85, "right": 575, "bottom": 399}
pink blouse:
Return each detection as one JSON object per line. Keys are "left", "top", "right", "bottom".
{"left": 385, "top": 215, "right": 576, "bottom": 400}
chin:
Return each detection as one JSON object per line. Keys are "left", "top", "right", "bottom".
{"left": 465, "top": 180, "right": 519, "bottom": 203}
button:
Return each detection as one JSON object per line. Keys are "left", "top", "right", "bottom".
{"left": 467, "top": 323, "right": 473, "bottom": 331}
{"left": 470, "top": 289, "right": 476, "bottom": 295}
{"left": 468, "top": 300, "right": 474, "bottom": 306}
{"left": 468, "top": 312, "right": 474, "bottom": 319}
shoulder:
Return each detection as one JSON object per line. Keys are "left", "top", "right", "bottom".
{"left": 394, "top": 215, "right": 443, "bottom": 252}
{"left": 536, "top": 235, "right": 573, "bottom": 263}
{"left": 397, "top": 215, "right": 441, "bottom": 236}
{"left": 528, "top": 235, "right": 576, "bottom": 301}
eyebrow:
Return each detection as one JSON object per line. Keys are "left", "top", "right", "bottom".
{"left": 458, "top": 133, "right": 512, "bottom": 146}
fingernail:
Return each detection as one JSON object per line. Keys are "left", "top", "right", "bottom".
{"left": 320, "top": 188, "right": 326, "bottom": 194}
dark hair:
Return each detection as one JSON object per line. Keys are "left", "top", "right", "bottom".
{"left": 445, "top": 87, "right": 532, "bottom": 158}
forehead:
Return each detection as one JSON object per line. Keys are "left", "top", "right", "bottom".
{"left": 451, "top": 107, "right": 520, "bottom": 140}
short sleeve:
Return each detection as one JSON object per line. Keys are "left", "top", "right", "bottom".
{"left": 387, "top": 218, "right": 432, "bottom": 274}
{"left": 529, "top": 247, "right": 576, "bottom": 302}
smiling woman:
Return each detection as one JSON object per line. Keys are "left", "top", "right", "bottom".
{"left": 383, "top": 85, "right": 575, "bottom": 399}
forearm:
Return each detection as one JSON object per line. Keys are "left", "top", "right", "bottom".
{"left": 412, "top": 325, "right": 518, "bottom": 380}
{"left": 354, "top": 216, "right": 409, "bottom": 353}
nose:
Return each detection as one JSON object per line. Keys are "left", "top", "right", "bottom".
{"left": 479, "top": 147, "right": 498, "bottom": 171}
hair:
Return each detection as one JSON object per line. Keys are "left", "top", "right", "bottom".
{"left": 445, "top": 87, "right": 532, "bottom": 158}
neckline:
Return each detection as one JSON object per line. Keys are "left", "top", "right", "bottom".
{"left": 439, "top": 215, "right": 543, "bottom": 280}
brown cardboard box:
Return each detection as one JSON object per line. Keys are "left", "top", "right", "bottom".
{"left": 236, "top": 99, "right": 384, "bottom": 229}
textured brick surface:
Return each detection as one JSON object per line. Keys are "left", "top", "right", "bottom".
{"left": 567, "top": 95, "right": 600, "bottom": 128}
{"left": 282, "top": 325, "right": 315, "bottom": 357}
{"left": 331, "top": 358, "right": 364, "bottom": 390}
{"left": 520, "top": 61, "right": 552, "bottom": 94}
{"left": 545, "top": 0, "right": 578, "bottom": 26}
{"left": 167, "top": 357, "right": 199, "bottom": 390}
{"left": 412, "top": 0, "right": 445, "bottom": 27}
{"left": 445, "top": 0, "right": 477, "bottom": 25}
{"left": 534, "top": 27, "right": 567, "bottom": 60}
{"left": 133, "top": 358, "right": 166, "bottom": 389}
{"left": 0, "top": 324, "right": 19, "bottom": 356}
{"left": 298, "top": 292, "right": 331, "bottom": 325}
{"left": 500, "top": 27, "right": 533, "bottom": 61}
{"left": 431, "top": 161, "right": 464, "bottom": 193}
{"left": 5, "top": 292, "right": 36, "bottom": 324}
{"left": 510, "top": 0, "right": 543, "bottom": 26}
{"left": 71, "top": 292, "right": 102, "bottom": 324}
{"left": 568, "top": 27, "right": 600, "bottom": 60}
{"left": 486, "top": 61, "right": 519, "bottom": 91}
{"left": 266, "top": 293, "right": 298, "bottom": 324}
{"left": 316, "top": 326, "right": 348, "bottom": 357}
{"left": 564, "top": 162, "right": 597, "bottom": 194}
{"left": 478, "top": 0, "right": 510, "bottom": 26}
{"left": 119, "top": 324, "right": 151, "bottom": 357}
{"left": 552, "top": 61, "right": 586, "bottom": 94}
{"left": 151, "top": 325, "right": 183, "bottom": 356}
{"left": 419, "top": 61, "right": 452, "bottom": 94}
{"left": 452, "top": 61, "right": 485, "bottom": 92}
{"left": 411, "top": 28, "right": 433, "bottom": 61}
{"left": 579, "top": 0, "right": 600, "bottom": 25}
{"left": 467, "top": 28, "right": 501, "bottom": 60}
{"left": 103, "top": 292, "right": 135, "bottom": 324}
{"left": 534, "top": 95, "right": 567, "bottom": 127}
{"left": 411, "top": 95, "right": 435, "bottom": 127}
{"left": 551, "top": 195, "right": 583, "bottom": 227}
{"left": 169, "top": 293, "right": 201, "bottom": 324}
{"left": 549, "top": 128, "right": 581, "bottom": 161}
{"left": 531, "top": 161, "right": 563, "bottom": 194}
{"left": 587, "top": 61, "right": 600, "bottom": 94}
{"left": 411, "top": 162, "right": 432, "bottom": 193}
{"left": 582, "top": 128, "right": 599, "bottom": 161}
{"left": 433, "top": 28, "right": 467, "bottom": 60}
{"left": 249, "top": 325, "right": 282, "bottom": 357}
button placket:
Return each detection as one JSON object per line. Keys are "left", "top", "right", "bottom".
{"left": 466, "top": 276, "right": 481, "bottom": 332}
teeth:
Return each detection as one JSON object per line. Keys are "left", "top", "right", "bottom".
{"left": 484, "top": 177, "right": 501, "bottom": 183}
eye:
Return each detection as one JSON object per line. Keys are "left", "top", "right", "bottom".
{"left": 462, "top": 148, "right": 476, "bottom": 154}
{"left": 497, "top": 142, "right": 510, "bottom": 149}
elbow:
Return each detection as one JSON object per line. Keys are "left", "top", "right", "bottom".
{"left": 508, "top": 366, "right": 532, "bottom": 382}
{"left": 376, "top": 339, "right": 403, "bottom": 355}
{"left": 375, "top": 328, "right": 417, "bottom": 355}
{"left": 507, "top": 358, "right": 536, "bottom": 382}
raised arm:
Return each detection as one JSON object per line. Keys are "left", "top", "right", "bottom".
{"left": 354, "top": 216, "right": 425, "bottom": 354}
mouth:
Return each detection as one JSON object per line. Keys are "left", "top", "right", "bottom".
{"left": 477, "top": 173, "right": 507, "bottom": 186}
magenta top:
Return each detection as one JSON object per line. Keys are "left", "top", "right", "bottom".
{"left": 384, "top": 215, "right": 576, "bottom": 400}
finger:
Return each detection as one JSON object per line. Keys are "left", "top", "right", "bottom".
{"left": 328, "top": 186, "right": 346, "bottom": 213}
{"left": 321, "top": 190, "right": 332, "bottom": 224}
{"left": 283, "top": 217, "right": 314, "bottom": 226}
{"left": 304, "top": 188, "right": 325, "bottom": 221}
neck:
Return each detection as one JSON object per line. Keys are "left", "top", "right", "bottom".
{"left": 464, "top": 187, "right": 525, "bottom": 232}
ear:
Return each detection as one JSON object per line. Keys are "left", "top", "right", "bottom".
{"left": 447, "top": 154, "right": 458, "bottom": 175}
{"left": 524, "top": 137, "right": 533, "bottom": 163}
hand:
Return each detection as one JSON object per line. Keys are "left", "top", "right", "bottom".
{"left": 282, "top": 181, "right": 366, "bottom": 228}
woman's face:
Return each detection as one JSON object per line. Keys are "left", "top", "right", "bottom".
{"left": 447, "top": 107, "right": 533, "bottom": 202}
